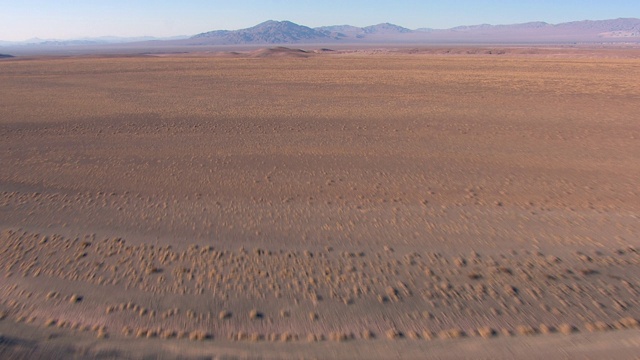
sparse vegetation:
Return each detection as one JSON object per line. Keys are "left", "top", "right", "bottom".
{"left": 0, "top": 50, "right": 639, "bottom": 358}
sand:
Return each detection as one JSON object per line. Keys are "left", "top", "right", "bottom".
{"left": 1, "top": 47, "right": 639, "bottom": 359}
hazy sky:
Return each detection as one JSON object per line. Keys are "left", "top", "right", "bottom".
{"left": 1, "top": 0, "right": 638, "bottom": 41}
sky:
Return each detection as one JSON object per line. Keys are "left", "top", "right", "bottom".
{"left": 1, "top": 0, "right": 639, "bottom": 41}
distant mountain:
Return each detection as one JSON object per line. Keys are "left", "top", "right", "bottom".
{"left": 3, "top": 18, "right": 639, "bottom": 50}
{"left": 0, "top": 53, "right": 14, "bottom": 58}
{"left": 33, "top": 39, "right": 109, "bottom": 46}
{"left": 191, "top": 20, "right": 333, "bottom": 44}
{"left": 314, "top": 25, "right": 366, "bottom": 39}
{"left": 315, "top": 25, "right": 363, "bottom": 34}
{"left": 189, "top": 18, "right": 640, "bottom": 45}
{"left": 87, "top": 35, "right": 189, "bottom": 43}
{"left": 555, "top": 18, "right": 640, "bottom": 31}
{"left": 449, "top": 22, "right": 551, "bottom": 31}
{"left": 362, "top": 23, "right": 413, "bottom": 34}
{"left": 555, "top": 18, "right": 640, "bottom": 38}
{"left": 444, "top": 18, "right": 640, "bottom": 34}
{"left": 0, "top": 35, "right": 189, "bottom": 46}
{"left": 433, "top": 18, "right": 640, "bottom": 41}
{"left": 190, "top": 21, "right": 414, "bottom": 44}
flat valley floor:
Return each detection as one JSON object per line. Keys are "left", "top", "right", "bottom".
{"left": 1, "top": 47, "right": 640, "bottom": 359}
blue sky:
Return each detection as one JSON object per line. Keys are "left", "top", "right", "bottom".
{"left": 1, "top": 0, "right": 638, "bottom": 41}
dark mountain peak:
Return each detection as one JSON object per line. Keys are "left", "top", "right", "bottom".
{"left": 191, "top": 20, "right": 331, "bottom": 44}
{"left": 251, "top": 20, "right": 300, "bottom": 30}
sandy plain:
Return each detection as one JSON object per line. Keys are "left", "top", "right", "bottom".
{"left": 1, "top": 47, "right": 640, "bottom": 359}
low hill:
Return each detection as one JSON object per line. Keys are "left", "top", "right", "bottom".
{"left": 248, "top": 47, "right": 312, "bottom": 58}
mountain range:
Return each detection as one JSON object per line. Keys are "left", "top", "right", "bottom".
{"left": 0, "top": 35, "right": 189, "bottom": 47}
{"left": 187, "top": 18, "right": 640, "bottom": 45}
{"left": 2, "top": 18, "right": 639, "bottom": 47}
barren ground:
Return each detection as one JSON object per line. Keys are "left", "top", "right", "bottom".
{"left": 1, "top": 47, "right": 639, "bottom": 359}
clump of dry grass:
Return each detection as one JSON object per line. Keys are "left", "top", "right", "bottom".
{"left": 539, "top": 324, "right": 555, "bottom": 335}
{"left": 477, "top": 326, "right": 495, "bottom": 338}
{"left": 467, "top": 272, "right": 483, "bottom": 280}
{"left": 280, "top": 332, "right": 297, "bottom": 342}
{"left": 585, "top": 321, "right": 610, "bottom": 332}
{"left": 617, "top": 317, "right": 639, "bottom": 329}
{"left": 189, "top": 330, "right": 210, "bottom": 341}
{"left": 558, "top": 323, "right": 576, "bottom": 335}
{"left": 161, "top": 330, "right": 176, "bottom": 339}
{"left": 438, "top": 328, "right": 464, "bottom": 339}
{"left": 454, "top": 257, "right": 467, "bottom": 267}
{"left": 516, "top": 325, "right": 536, "bottom": 336}
{"left": 362, "top": 329, "right": 375, "bottom": 340}
{"left": 385, "top": 329, "right": 402, "bottom": 340}
{"left": 329, "top": 332, "right": 352, "bottom": 342}
{"left": 503, "top": 284, "right": 518, "bottom": 296}
{"left": 218, "top": 310, "right": 231, "bottom": 320}
{"left": 249, "top": 309, "right": 262, "bottom": 320}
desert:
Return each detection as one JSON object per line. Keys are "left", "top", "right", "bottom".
{"left": 1, "top": 46, "right": 640, "bottom": 359}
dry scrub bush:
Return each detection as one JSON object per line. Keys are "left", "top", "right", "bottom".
{"left": 385, "top": 328, "right": 402, "bottom": 340}
{"left": 438, "top": 328, "right": 464, "bottom": 339}
{"left": 585, "top": 321, "right": 610, "bottom": 332}
{"left": 478, "top": 326, "right": 495, "bottom": 338}
{"left": 516, "top": 325, "right": 536, "bottom": 336}
{"left": 558, "top": 323, "right": 576, "bottom": 335}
